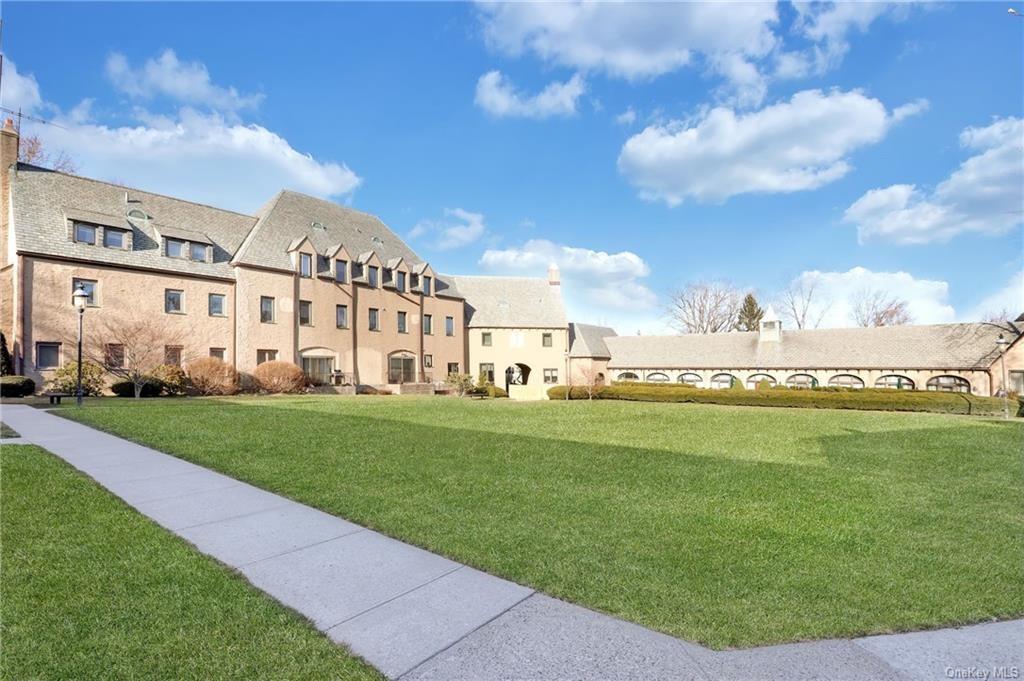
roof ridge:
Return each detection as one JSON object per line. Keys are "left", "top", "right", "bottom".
{"left": 231, "top": 190, "right": 286, "bottom": 264}
{"left": 277, "top": 189, "right": 385, "bottom": 224}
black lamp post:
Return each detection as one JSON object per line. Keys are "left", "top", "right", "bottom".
{"left": 72, "top": 283, "right": 89, "bottom": 406}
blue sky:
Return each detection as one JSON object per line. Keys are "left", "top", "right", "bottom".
{"left": 2, "top": 1, "right": 1021, "bottom": 333}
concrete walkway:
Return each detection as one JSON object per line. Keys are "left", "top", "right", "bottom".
{"left": 2, "top": 404, "right": 1019, "bottom": 681}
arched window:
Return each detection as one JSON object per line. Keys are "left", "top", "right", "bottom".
{"left": 786, "top": 374, "right": 818, "bottom": 389}
{"left": 617, "top": 372, "right": 639, "bottom": 382}
{"left": 678, "top": 372, "right": 702, "bottom": 386}
{"left": 875, "top": 375, "right": 915, "bottom": 390}
{"left": 926, "top": 375, "right": 971, "bottom": 393}
{"left": 828, "top": 374, "right": 865, "bottom": 389}
{"left": 710, "top": 373, "right": 738, "bottom": 389}
{"left": 645, "top": 372, "right": 669, "bottom": 382}
{"left": 746, "top": 373, "right": 777, "bottom": 389}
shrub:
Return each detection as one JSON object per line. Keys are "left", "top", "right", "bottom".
{"left": 0, "top": 333, "right": 14, "bottom": 376}
{"left": 357, "top": 384, "right": 392, "bottom": 395}
{"left": 111, "top": 378, "right": 163, "bottom": 398}
{"left": 0, "top": 376, "right": 35, "bottom": 397}
{"left": 46, "top": 361, "right": 106, "bottom": 396}
{"left": 186, "top": 357, "right": 239, "bottom": 396}
{"left": 466, "top": 384, "right": 508, "bottom": 398}
{"left": 547, "top": 382, "right": 1009, "bottom": 416}
{"left": 252, "top": 361, "right": 307, "bottom": 394}
{"left": 150, "top": 364, "right": 188, "bottom": 396}
{"left": 445, "top": 373, "right": 474, "bottom": 397}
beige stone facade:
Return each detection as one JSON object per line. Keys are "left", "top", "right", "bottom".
{"left": 467, "top": 327, "right": 569, "bottom": 400}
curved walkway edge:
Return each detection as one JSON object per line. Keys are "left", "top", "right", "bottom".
{"left": 2, "top": 405, "right": 1020, "bottom": 681}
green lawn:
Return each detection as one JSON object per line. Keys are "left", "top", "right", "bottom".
{"left": 0, "top": 444, "right": 381, "bottom": 680}
{"left": 61, "top": 396, "right": 1024, "bottom": 648}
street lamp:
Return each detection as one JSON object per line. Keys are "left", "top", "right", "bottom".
{"left": 72, "top": 283, "right": 90, "bottom": 406}
{"left": 996, "top": 333, "right": 1011, "bottom": 419}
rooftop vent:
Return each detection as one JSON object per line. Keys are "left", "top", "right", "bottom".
{"left": 126, "top": 208, "right": 149, "bottom": 221}
{"left": 311, "top": 221, "right": 325, "bottom": 230}
{"left": 372, "top": 236, "right": 384, "bottom": 246}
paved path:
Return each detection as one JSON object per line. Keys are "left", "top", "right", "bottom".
{"left": 2, "top": 404, "right": 1020, "bottom": 681}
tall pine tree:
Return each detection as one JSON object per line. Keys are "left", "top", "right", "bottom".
{"left": 736, "top": 294, "right": 765, "bottom": 332}
{"left": 0, "top": 333, "right": 14, "bottom": 376}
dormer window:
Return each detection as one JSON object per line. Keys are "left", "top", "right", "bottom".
{"left": 368, "top": 266, "right": 379, "bottom": 288}
{"left": 166, "top": 238, "right": 186, "bottom": 259}
{"left": 396, "top": 271, "right": 406, "bottom": 292}
{"left": 190, "top": 242, "right": 209, "bottom": 262}
{"left": 74, "top": 222, "right": 97, "bottom": 245}
{"left": 335, "top": 259, "right": 348, "bottom": 283}
{"left": 423, "top": 275, "right": 432, "bottom": 297}
{"left": 383, "top": 268, "right": 393, "bottom": 285}
{"left": 103, "top": 227, "right": 128, "bottom": 249}
{"left": 126, "top": 208, "right": 149, "bottom": 221}
{"left": 299, "top": 253, "right": 312, "bottom": 278}
{"left": 352, "top": 262, "right": 364, "bottom": 280}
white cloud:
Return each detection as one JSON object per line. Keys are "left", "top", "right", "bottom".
{"left": 615, "top": 107, "right": 637, "bottom": 126}
{"left": 844, "top": 117, "right": 1023, "bottom": 244}
{"left": 474, "top": 70, "right": 585, "bottom": 119}
{"left": 790, "top": 2, "right": 910, "bottom": 75}
{"left": 106, "top": 49, "right": 262, "bottom": 112}
{"left": 479, "top": 238, "right": 663, "bottom": 332}
{"left": 0, "top": 57, "right": 43, "bottom": 113}
{"left": 618, "top": 88, "right": 923, "bottom": 205}
{"left": 967, "top": 270, "right": 1023, "bottom": 321}
{"left": 784, "top": 266, "right": 955, "bottom": 328}
{"left": 409, "top": 208, "right": 487, "bottom": 250}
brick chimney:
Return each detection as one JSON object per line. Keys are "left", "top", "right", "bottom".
{"left": 1, "top": 119, "right": 19, "bottom": 266}
{"left": 547, "top": 263, "right": 560, "bottom": 286}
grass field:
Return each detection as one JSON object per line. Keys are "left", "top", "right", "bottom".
{"left": 61, "top": 396, "right": 1024, "bottom": 648}
{"left": 0, "top": 444, "right": 381, "bottom": 680}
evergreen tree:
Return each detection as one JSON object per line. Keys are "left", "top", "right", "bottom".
{"left": 736, "top": 294, "right": 765, "bottom": 332}
{"left": 0, "top": 333, "right": 14, "bottom": 375}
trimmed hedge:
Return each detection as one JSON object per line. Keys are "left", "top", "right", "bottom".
{"left": 111, "top": 379, "right": 164, "bottom": 398}
{"left": 0, "top": 376, "right": 36, "bottom": 397}
{"left": 547, "top": 382, "right": 1017, "bottom": 416}
{"left": 467, "top": 384, "right": 508, "bottom": 398}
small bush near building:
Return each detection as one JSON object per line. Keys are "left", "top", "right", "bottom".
{"left": 445, "top": 373, "right": 474, "bottom": 396}
{"left": 0, "top": 376, "right": 36, "bottom": 397}
{"left": 150, "top": 364, "right": 188, "bottom": 396}
{"left": 547, "top": 382, "right": 1013, "bottom": 416}
{"left": 111, "top": 378, "right": 163, "bottom": 398}
{"left": 186, "top": 358, "right": 239, "bottom": 396}
{"left": 252, "top": 361, "right": 307, "bottom": 394}
{"left": 46, "top": 361, "right": 106, "bottom": 396}
{"left": 466, "top": 384, "right": 508, "bottom": 398}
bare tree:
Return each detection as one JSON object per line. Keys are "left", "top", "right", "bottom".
{"left": 84, "top": 315, "right": 193, "bottom": 398}
{"left": 981, "top": 308, "right": 1015, "bottom": 323}
{"left": 18, "top": 134, "right": 77, "bottom": 173}
{"left": 851, "top": 288, "right": 912, "bottom": 327}
{"left": 573, "top": 363, "right": 606, "bottom": 401}
{"left": 778, "top": 279, "right": 830, "bottom": 329}
{"left": 668, "top": 281, "right": 742, "bottom": 334}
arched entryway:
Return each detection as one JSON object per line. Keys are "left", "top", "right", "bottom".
{"left": 387, "top": 350, "right": 417, "bottom": 384}
{"left": 505, "top": 363, "right": 531, "bottom": 392}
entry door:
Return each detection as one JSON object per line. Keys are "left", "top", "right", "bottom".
{"left": 302, "top": 357, "right": 333, "bottom": 385}
{"left": 388, "top": 356, "right": 415, "bottom": 383}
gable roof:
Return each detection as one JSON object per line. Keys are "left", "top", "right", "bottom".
{"left": 569, "top": 323, "right": 617, "bottom": 358}
{"left": 605, "top": 322, "right": 1021, "bottom": 370}
{"left": 11, "top": 164, "right": 255, "bottom": 279}
{"left": 446, "top": 275, "right": 567, "bottom": 328}
{"left": 232, "top": 190, "right": 424, "bottom": 272}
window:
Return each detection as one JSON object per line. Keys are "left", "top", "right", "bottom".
{"left": 543, "top": 368, "right": 559, "bottom": 384}
{"left": 745, "top": 373, "right": 777, "bottom": 389}
{"left": 786, "top": 373, "right": 817, "bottom": 389}
{"left": 447, "top": 362, "right": 460, "bottom": 376}
{"left": 166, "top": 238, "right": 186, "bottom": 259}
{"left": 1010, "top": 371, "right": 1024, "bottom": 394}
{"left": 397, "top": 311, "right": 408, "bottom": 333}
{"left": 926, "top": 375, "right": 971, "bottom": 393}
{"left": 72, "top": 278, "right": 97, "bottom": 307}
{"left": 542, "top": 332, "right": 553, "bottom": 347}
{"left": 301, "top": 357, "right": 334, "bottom": 386}
{"left": 482, "top": 332, "right": 492, "bottom": 347}
{"left": 423, "top": 314, "right": 433, "bottom": 335}
{"left": 190, "top": 242, "right": 209, "bottom": 262}
{"left": 828, "top": 374, "right": 865, "bottom": 389}
{"left": 256, "top": 349, "right": 278, "bottom": 365}
{"left": 646, "top": 372, "right": 669, "bottom": 382}
{"left": 445, "top": 316, "right": 455, "bottom": 336}
{"left": 104, "top": 227, "right": 127, "bottom": 249}
{"left": 678, "top": 373, "right": 702, "bottom": 386}
{"left": 260, "top": 296, "right": 275, "bottom": 323}
{"left": 369, "top": 307, "right": 380, "bottom": 331}
{"left": 317, "top": 255, "right": 330, "bottom": 275}
{"left": 209, "top": 348, "right": 226, "bottom": 361}
{"left": 396, "top": 271, "right": 406, "bottom": 292}
{"left": 875, "top": 375, "right": 915, "bottom": 390}
{"left": 336, "top": 304, "right": 349, "bottom": 329}
{"left": 105, "top": 343, "right": 125, "bottom": 368}
{"left": 352, "top": 262, "right": 364, "bottom": 280}
{"left": 74, "top": 222, "right": 96, "bottom": 245}
{"left": 617, "top": 372, "right": 639, "bottom": 381}
{"left": 299, "top": 300, "right": 312, "bottom": 326}
{"left": 36, "top": 342, "right": 61, "bottom": 369}
{"left": 299, "top": 253, "right": 313, "bottom": 278}
{"left": 164, "top": 345, "right": 183, "bottom": 366}
{"left": 423, "top": 354, "right": 433, "bottom": 368}
{"left": 164, "top": 289, "right": 184, "bottom": 314}
{"left": 479, "top": 363, "right": 495, "bottom": 384}
{"left": 208, "top": 293, "right": 226, "bottom": 317}
{"left": 423, "top": 276, "right": 432, "bottom": 296}
{"left": 710, "top": 373, "right": 738, "bottom": 389}
{"left": 368, "top": 266, "right": 379, "bottom": 288}
{"left": 335, "top": 260, "right": 348, "bottom": 283}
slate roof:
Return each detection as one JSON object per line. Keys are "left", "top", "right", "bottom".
{"left": 569, "top": 323, "right": 617, "bottom": 358}
{"left": 605, "top": 322, "right": 1021, "bottom": 370}
{"left": 446, "top": 276, "right": 567, "bottom": 328}
{"left": 232, "top": 190, "right": 424, "bottom": 272}
{"left": 11, "top": 164, "right": 256, "bottom": 279}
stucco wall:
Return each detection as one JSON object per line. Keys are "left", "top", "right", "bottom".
{"left": 467, "top": 326, "right": 569, "bottom": 400}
